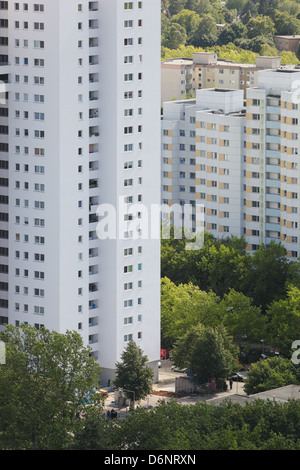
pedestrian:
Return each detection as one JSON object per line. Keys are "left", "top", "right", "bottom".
{"left": 229, "top": 379, "right": 233, "bottom": 390}
{"left": 107, "top": 409, "right": 111, "bottom": 419}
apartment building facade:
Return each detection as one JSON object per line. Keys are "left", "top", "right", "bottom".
{"left": 162, "top": 89, "right": 246, "bottom": 239}
{"left": 162, "top": 69, "right": 300, "bottom": 260}
{"left": 274, "top": 35, "right": 300, "bottom": 54}
{"left": 0, "top": 0, "right": 161, "bottom": 384}
{"left": 161, "top": 53, "right": 285, "bottom": 104}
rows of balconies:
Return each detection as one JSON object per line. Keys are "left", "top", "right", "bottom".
{"left": 89, "top": 1, "right": 98, "bottom": 11}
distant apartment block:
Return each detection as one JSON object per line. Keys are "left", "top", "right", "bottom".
{"left": 161, "top": 53, "right": 289, "bottom": 104}
{"left": 162, "top": 69, "right": 300, "bottom": 259}
{"left": 274, "top": 35, "right": 300, "bottom": 54}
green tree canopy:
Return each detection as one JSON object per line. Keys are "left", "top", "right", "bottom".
{"left": 220, "top": 289, "right": 267, "bottom": 346}
{"left": 274, "top": 10, "right": 300, "bottom": 35}
{"left": 246, "top": 14, "right": 275, "bottom": 39}
{"left": 266, "top": 286, "right": 300, "bottom": 357}
{"left": 171, "top": 324, "right": 238, "bottom": 383}
{"left": 162, "top": 22, "right": 187, "bottom": 49}
{"left": 190, "top": 14, "right": 218, "bottom": 47}
{"left": 78, "top": 399, "right": 300, "bottom": 450}
{"left": 0, "top": 324, "right": 102, "bottom": 450}
{"left": 161, "top": 277, "right": 223, "bottom": 347}
{"left": 113, "top": 340, "right": 154, "bottom": 404}
{"left": 244, "top": 356, "right": 298, "bottom": 395}
{"left": 171, "top": 9, "right": 201, "bottom": 41}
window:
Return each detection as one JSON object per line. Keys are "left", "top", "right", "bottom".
{"left": 124, "top": 38, "right": 133, "bottom": 46}
{"left": 124, "top": 334, "right": 133, "bottom": 342}
{"left": 33, "top": 4, "right": 44, "bottom": 12}
{"left": 34, "top": 306, "right": 45, "bottom": 315}
{"left": 124, "top": 2, "right": 133, "bottom": 9}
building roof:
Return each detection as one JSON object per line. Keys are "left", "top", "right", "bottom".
{"left": 275, "top": 35, "right": 300, "bottom": 40}
{"left": 206, "top": 385, "right": 300, "bottom": 406}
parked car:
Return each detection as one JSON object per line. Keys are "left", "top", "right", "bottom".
{"left": 231, "top": 372, "right": 247, "bottom": 382}
{"left": 171, "top": 365, "right": 187, "bottom": 373}
{"left": 236, "top": 361, "right": 246, "bottom": 370}
{"left": 160, "top": 349, "right": 169, "bottom": 359}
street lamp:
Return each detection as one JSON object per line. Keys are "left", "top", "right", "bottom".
{"left": 118, "top": 388, "right": 135, "bottom": 410}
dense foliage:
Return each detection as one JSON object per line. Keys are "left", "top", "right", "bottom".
{"left": 161, "top": 232, "right": 300, "bottom": 367}
{"left": 0, "top": 324, "right": 102, "bottom": 450}
{"left": 72, "top": 399, "right": 300, "bottom": 450}
{"left": 161, "top": 0, "right": 300, "bottom": 60}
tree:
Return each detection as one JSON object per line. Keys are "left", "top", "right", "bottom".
{"left": 172, "top": 324, "right": 238, "bottom": 383}
{"left": 191, "top": 14, "right": 218, "bottom": 48}
{"left": 241, "top": 0, "right": 259, "bottom": 19}
{"left": 258, "top": 0, "right": 279, "bottom": 19}
{"left": 161, "top": 277, "right": 224, "bottom": 348}
{"left": 168, "top": 0, "right": 187, "bottom": 17}
{"left": 70, "top": 398, "right": 300, "bottom": 450}
{"left": 247, "top": 242, "right": 295, "bottom": 309}
{"left": 113, "top": 341, "right": 154, "bottom": 406}
{"left": 246, "top": 15, "right": 275, "bottom": 39}
{"left": 218, "top": 23, "right": 248, "bottom": 46}
{"left": 248, "top": 35, "right": 276, "bottom": 54}
{"left": 220, "top": 289, "right": 267, "bottom": 346}
{"left": 71, "top": 407, "right": 112, "bottom": 450}
{"left": 171, "top": 9, "right": 200, "bottom": 42}
{"left": 274, "top": 11, "right": 300, "bottom": 35}
{"left": 0, "top": 324, "right": 102, "bottom": 450}
{"left": 244, "top": 356, "right": 298, "bottom": 395}
{"left": 226, "top": 0, "right": 248, "bottom": 14}
{"left": 162, "top": 22, "right": 187, "bottom": 49}
{"left": 266, "top": 287, "right": 300, "bottom": 357}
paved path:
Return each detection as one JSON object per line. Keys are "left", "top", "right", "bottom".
{"left": 102, "top": 370, "right": 246, "bottom": 420}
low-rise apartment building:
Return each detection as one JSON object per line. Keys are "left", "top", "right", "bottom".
{"left": 161, "top": 53, "right": 288, "bottom": 104}
{"left": 274, "top": 35, "right": 300, "bottom": 54}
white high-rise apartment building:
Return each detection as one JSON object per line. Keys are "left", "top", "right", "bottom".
{"left": 162, "top": 88, "right": 246, "bottom": 239}
{"left": 0, "top": 0, "right": 161, "bottom": 384}
{"left": 162, "top": 69, "right": 300, "bottom": 260}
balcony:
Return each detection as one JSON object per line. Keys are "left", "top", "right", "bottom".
{"left": 89, "top": 91, "right": 99, "bottom": 101}
{"left": 89, "top": 38, "right": 99, "bottom": 48}
{"left": 89, "top": 213, "right": 98, "bottom": 224}
{"left": 89, "top": 265, "right": 98, "bottom": 275}
{"left": 89, "top": 20, "right": 98, "bottom": 29}
{"left": 89, "top": 55, "right": 99, "bottom": 66}
{"left": 89, "top": 126, "right": 99, "bottom": 137}
{"left": 89, "top": 144, "right": 98, "bottom": 154}
{"left": 89, "top": 1, "right": 98, "bottom": 11}
{"left": 89, "top": 196, "right": 98, "bottom": 210}
{"left": 89, "top": 179, "right": 98, "bottom": 189}
{"left": 89, "top": 300, "right": 98, "bottom": 310}
{"left": 266, "top": 207, "right": 281, "bottom": 218}
{"left": 89, "top": 248, "right": 98, "bottom": 258}
{"left": 89, "top": 230, "right": 97, "bottom": 241}
{"left": 89, "top": 334, "right": 98, "bottom": 345}
{"left": 266, "top": 105, "right": 280, "bottom": 115}
{"left": 89, "top": 316, "right": 98, "bottom": 327}
{"left": 89, "top": 73, "right": 99, "bottom": 83}
{"left": 0, "top": 73, "right": 9, "bottom": 84}
{"left": 89, "top": 282, "right": 98, "bottom": 293}
{"left": 89, "top": 108, "right": 99, "bottom": 119}
{"left": 266, "top": 231, "right": 280, "bottom": 240}
{"left": 89, "top": 161, "right": 99, "bottom": 171}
